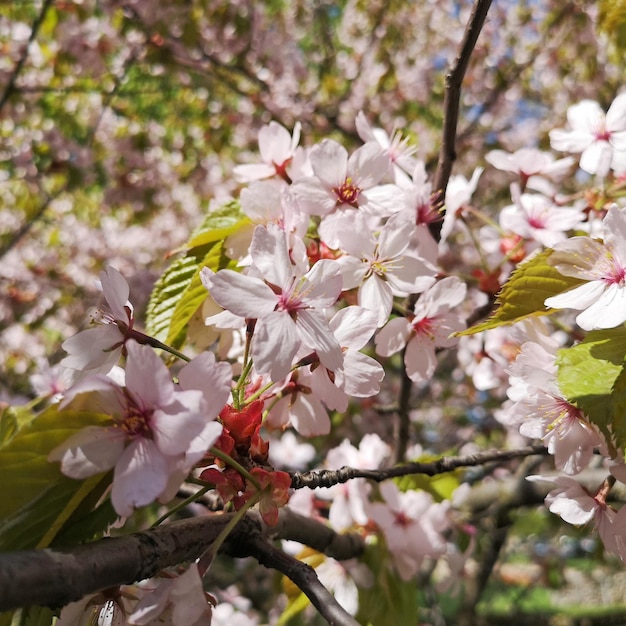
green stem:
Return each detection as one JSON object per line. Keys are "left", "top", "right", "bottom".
{"left": 138, "top": 331, "right": 191, "bottom": 362}
{"left": 150, "top": 484, "right": 212, "bottom": 528}
{"left": 197, "top": 487, "right": 266, "bottom": 577}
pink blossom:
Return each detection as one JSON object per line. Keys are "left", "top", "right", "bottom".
{"left": 336, "top": 213, "right": 437, "bottom": 326}
{"left": 316, "top": 435, "right": 390, "bottom": 531}
{"left": 485, "top": 147, "right": 575, "bottom": 193}
{"left": 202, "top": 223, "right": 343, "bottom": 382}
{"left": 49, "top": 341, "right": 225, "bottom": 516}
{"left": 290, "top": 139, "right": 405, "bottom": 249}
{"left": 128, "top": 564, "right": 212, "bottom": 626}
{"left": 499, "top": 193, "right": 585, "bottom": 248}
{"left": 544, "top": 205, "right": 626, "bottom": 330}
{"left": 367, "top": 481, "right": 449, "bottom": 580}
{"left": 61, "top": 266, "right": 136, "bottom": 379}
{"left": 549, "top": 94, "right": 626, "bottom": 177}
{"left": 507, "top": 341, "right": 603, "bottom": 474}
{"left": 528, "top": 475, "right": 626, "bottom": 560}
{"left": 375, "top": 276, "right": 467, "bottom": 383}
{"left": 233, "top": 121, "right": 302, "bottom": 182}
{"left": 355, "top": 110, "right": 417, "bottom": 182}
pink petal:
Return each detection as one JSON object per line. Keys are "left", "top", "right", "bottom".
{"left": 254, "top": 311, "right": 299, "bottom": 381}
{"left": 49, "top": 425, "right": 125, "bottom": 479}
{"left": 202, "top": 268, "right": 277, "bottom": 318}
{"left": 296, "top": 309, "right": 343, "bottom": 372}
{"left": 374, "top": 317, "right": 411, "bottom": 357}
{"left": 111, "top": 439, "right": 171, "bottom": 516}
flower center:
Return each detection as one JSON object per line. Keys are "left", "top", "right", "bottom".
{"left": 332, "top": 178, "right": 360, "bottom": 206}
{"left": 394, "top": 511, "right": 413, "bottom": 528}
{"left": 603, "top": 251, "right": 626, "bottom": 285}
{"left": 412, "top": 316, "right": 434, "bottom": 337}
{"left": 121, "top": 401, "right": 153, "bottom": 439}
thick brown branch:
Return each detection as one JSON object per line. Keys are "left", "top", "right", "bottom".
{"left": 430, "top": 0, "right": 493, "bottom": 241}
{"left": 290, "top": 445, "right": 547, "bottom": 490}
{"left": 0, "top": 506, "right": 365, "bottom": 614}
{"left": 0, "top": 514, "right": 236, "bottom": 612}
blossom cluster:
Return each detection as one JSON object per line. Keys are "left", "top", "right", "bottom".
{"left": 36, "top": 90, "right": 626, "bottom": 621}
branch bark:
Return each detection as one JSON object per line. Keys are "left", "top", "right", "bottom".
{"left": 290, "top": 444, "right": 547, "bottom": 490}
{"left": 430, "top": 0, "right": 493, "bottom": 241}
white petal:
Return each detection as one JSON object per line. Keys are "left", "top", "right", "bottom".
{"left": 254, "top": 311, "right": 299, "bottom": 381}
{"left": 49, "top": 426, "right": 125, "bottom": 479}
{"left": 347, "top": 142, "right": 388, "bottom": 188}
{"left": 405, "top": 336, "right": 438, "bottom": 383}
{"left": 301, "top": 259, "right": 343, "bottom": 308}
{"left": 374, "top": 317, "right": 411, "bottom": 357}
{"left": 310, "top": 140, "right": 348, "bottom": 188}
{"left": 177, "top": 352, "right": 232, "bottom": 420}
{"left": 330, "top": 306, "right": 378, "bottom": 349}
{"left": 111, "top": 439, "right": 170, "bottom": 516}
{"left": 576, "top": 284, "right": 626, "bottom": 330}
{"left": 544, "top": 280, "right": 607, "bottom": 312}
{"left": 296, "top": 309, "right": 343, "bottom": 372}
{"left": 359, "top": 274, "right": 393, "bottom": 327}
{"left": 203, "top": 268, "right": 277, "bottom": 318}
{"left": 250, "top": 223, "right": 295, "bottom": 289}
{"left": 101, "top": 266, "right": 131, "bottom": 321}
{"left": 341, "top": 350, "right": 384, "bottom": 397}
{"left": 125, "top": 341, "right": 175, "bottom": 408}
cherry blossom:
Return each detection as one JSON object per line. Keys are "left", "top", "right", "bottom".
{"left": 367, "top": 481, "right": 449, "bottom": 580}
{"left": 315, "top": 434, "right": 390, "bottom": 532}
{"left": 549, "top": 94, "right": 626, "bottom": 177}
{"left": 544, "top": 204, "right": 626, "bottom": 330}
{"left": 315, "top": 557, "right": 374, "bottom": 616}
{"left": 485, "top": 147, "right": 575, "bottom": 193}
{"left": 527, "top": 475, "right": 626, "bottom": 560}
{"left": 49, "top": 341, "right": 226, "bottom": 516}
{"left": 128, "top": 565, "right": 212, "bottom": 626}
{"left": 233, "top": 121, "right": 302, "bottom": 182}
{"left": 336, "top": 213, "right": 437, "bottom": 326}
{"left": 290, "top": 139, "right": 405, "bottom": 249}
{"left": 507, "top": 341, "right": 603, "bottom": 474}
{"left": 355, "top": 110, "right": 417, "bottom": 182}
{"left": 61, "top": 266, "right": 138, "bottom": 379}
{"left": 202, "top": 223, "right": 343, "bottom": 382}
{"left": 375, "top": 276, "right": 467, "bottom": 383}
{"left": 499, "top": 193, "right": 585, "bottom": 248}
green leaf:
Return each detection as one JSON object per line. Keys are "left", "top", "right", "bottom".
{"left": 460, "top": 249, "right": 585, "bottom": 335}
{"left": 145, "top": 254, "right": 199, "bottom": 342}
{"left": 556, "top": 327, "right": 626, "bottom": 445}
{"left": 145, "top": 201, "right": 248, "bottom": 348}
{"left": 356, "top": 540, "right": 420, "bottom": 626}
{"left": 0, "top": 405, "right": 110, "bottom": 550}
{"left": 0, "top": 405, "right": 36, "bottom": 448}
{"left": 610, "top": 366, "right": 626, "bottom": 450}
{"left": 164, "top": 241, "right": 234, "bottom": 349}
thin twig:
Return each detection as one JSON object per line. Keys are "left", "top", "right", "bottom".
{"left": 290, "top": 444, "right": 547, "bottom": 490}
{"left": 430, "top": 0, "right": 493, "bottom": 241}
{"left": 226, "top": 531, "right": 361, "bottom": 626}
{"left": 0, "top": 0, "right": 54, "bottom": 114}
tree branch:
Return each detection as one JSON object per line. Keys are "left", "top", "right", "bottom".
{"left": 290, "top": 444, "right": 547, "bottom": 490}
{"left": 226, "top": 531, "right": 361, "bottom": 626}
{"left": 0, "top": 505, "right": 365, "bottom": 615}
{"left": 0, "top": 0, "right": 54, "bottom": 114}
{"left": 430, "top": 0, "right": 493, "bottom": 241}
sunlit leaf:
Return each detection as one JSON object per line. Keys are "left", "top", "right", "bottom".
{"left": 460, "top": 249, "right": 585, "bottom": 335}
{"left": 556, "top": 327, "right": 626, "bottom": 445}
